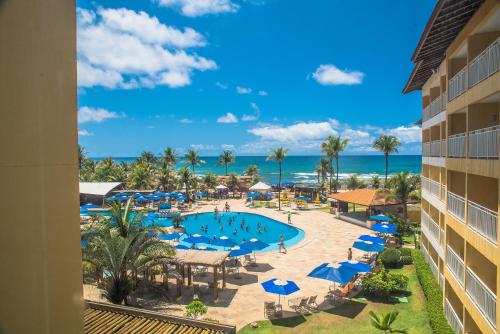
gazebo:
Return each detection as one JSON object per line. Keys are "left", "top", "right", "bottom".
{"left": 173, "top": 250, "right": 230, "bottom": 302}
{"left": 249, "top": 181, "right": 271, "bottom": 192}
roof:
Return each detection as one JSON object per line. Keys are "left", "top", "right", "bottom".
{"left": 84, "top": 301, "right": 235, "bottom": 334}
{"left": 403, "top": 0, "right": 485, "bottom": 93}
{"left": 80, "top": 182, "right": 122, "bottom": 196}
{"left": 174, "top": 249, "right": 230, "bottom": 267}
{"left": 329, "top": 189, "right": 400, "bottom": 207}
{"left": 249, "top": 181, "right": 271, "bottom": 191}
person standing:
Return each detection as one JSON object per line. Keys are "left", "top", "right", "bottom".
{"left": 347, "top": 247, "right": 353, "bottom": 261}
{"left": 287, "top": 211, "right": 292, "bottom": 224}
{"left": 279, "top": 234, "right": 287, "bottom": 254}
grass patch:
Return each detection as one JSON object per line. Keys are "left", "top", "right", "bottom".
{"left": 238, "top": 265, "right": 432, "bottom": 334}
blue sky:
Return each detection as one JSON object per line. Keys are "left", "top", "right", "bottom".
{"left": 77, "top": 0, "right": 434, "bottom": 157}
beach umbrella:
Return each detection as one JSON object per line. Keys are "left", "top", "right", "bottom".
{"left": 115, "top": 192, "right": 129, "bottom": 197}
{"left": 159, "top": 232, "right": 181, "bottom": 241}
{"left": 133, "top": 193, "right": 143, "bottom": 197}
{"left": 339, "top": 260, "right": 372, "bottom": 273}
{"left": 81, "top": 203, "right": 99, "bottom": 209}
{"left": 307, "top": 262, "right": 358, "bottom": 285}
{"left": 358, "top": 234, "right": 385, "bottom": 245}
{"left": 183, "top": 234, "right": 211, "bottom": 244}
{"left": 261, "top": 278, "right": 300, "bottom": 306}
{"left": 240, "top": 238, "right": 269, "bottom": 265}
{"left": 175, "top": 244, "right": 190, "bottom": 250}
{"left": 215, "top": 184, "right": 228, "bottom": 190}
{"left": 264, "top": 193, "right": 274, "bottom": 198}
{"left": 212, "top": 236, "right": 237, "bottom": 248}
{"left": 115, "top": 196, "right": 130, "bottom": 201}
{"left": 135, "top": 196, "right": 148, "bottom": 202}
{"left": 81, "top": 240, "right": 88, "bottom": 249}
{"left": 196, "top": 245, "right": 217, "bottom": 251}
{"left": 247, "top": 192, "right": 260, "bottom": 198}
{"left": 295, "top": 196, "right": 310, "bottom": 201}
{"left": 353, "top": 240, "right": 385, "bottom": 253}
{"left": 149, "top": 195, "right": 162, "bottom": 201}
{"left": 229, "top": 246, "right": 252, "bottom": 257}
{"left": 369, "top": 214, "right": 393, "bottom": 222}
{"left": 371, "top": 223, "right": 397, "bottom": 234}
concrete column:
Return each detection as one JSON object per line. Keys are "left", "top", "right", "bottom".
{"left": 0, "top": 1, "right": 83, "bottom": 333}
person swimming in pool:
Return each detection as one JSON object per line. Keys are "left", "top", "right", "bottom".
{"left": 232, "top": 229, "right": 237, "bottom": 235}
{"left": 263, "top": 225, "right": 267, "bottom": 232}
{"left": 245, "top": 226, "right": 249, "bottom": 232}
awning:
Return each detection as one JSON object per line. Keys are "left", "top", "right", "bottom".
{"left": 329, "top": 189, "right": 399, "bottom": 207}
{"left": 249, "top": 181, "right": 271, "bottom": 192}
{"left": 79, "top": 182, "right": 122, "bottom": 196}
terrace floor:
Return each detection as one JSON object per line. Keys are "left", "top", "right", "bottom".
{"left": 84, "top": 198, "right": 369, "bottom": 329}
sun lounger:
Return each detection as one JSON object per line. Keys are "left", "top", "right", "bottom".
{"left": 264, "top": 301, "right": 277, "bottom": 318}
{"left": 290, "top": 297, "right": 309, "bottom": 314}
{"left": 243, "top": 254, "right": 255, "bottom": 265}
{"left": 306, "top": 295, "right": 319, "bottom": 312}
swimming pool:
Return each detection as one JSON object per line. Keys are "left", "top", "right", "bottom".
{"left": 152, "top": 212, "right": 304, "bottom": 252}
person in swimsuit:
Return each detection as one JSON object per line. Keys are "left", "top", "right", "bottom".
{"left": 278, "top": 234, "right": 287, "bottom": 254}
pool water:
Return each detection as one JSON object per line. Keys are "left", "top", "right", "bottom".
{"left": 152, "top": 212, "right": 304, "bottom": 252}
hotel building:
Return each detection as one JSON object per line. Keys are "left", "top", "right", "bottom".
{"left": 404, "top": 0, "right": 500, "bottom": 333}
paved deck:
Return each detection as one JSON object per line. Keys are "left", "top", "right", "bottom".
{"left": 84, "top": 199, "right": 369, "bottom": 329}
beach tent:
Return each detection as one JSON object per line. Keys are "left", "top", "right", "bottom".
{"left": 215, "top": 184, "right": 228, "bottom": 190}
{"left": 249, "top": 181, "right": 271, "bottom": 192}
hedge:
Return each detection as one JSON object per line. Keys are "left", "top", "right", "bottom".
{"left": 412, "top": 249, "right": 454, "bottom": 334}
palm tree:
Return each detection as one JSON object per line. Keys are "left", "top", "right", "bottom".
{"left": 371, "top": 175, "right": 381, "bottom": 189}
{"left": 94, "top": 157, "right": 118, "bottom": 182}
{"left": 331, "top": 136, "right": 349, "bottom": 193}
{"left": 373, "top": 135, "right": 401, "bottom": 184}
{"left": 128, "top": 162, "right": 153, "bottom": 189}
{"left": 157, "top": 166, "right": 177, "bottom": 192}
{"left": 321, "top": 137, "right": 336, "bottom": 193}
{"left": 369, "top": 311, "right": 408, "bottom": 333}
{"left": 78, "top": 144, "right": 87, "bottom": 170}
{"left": 244, "top": 165, "right": 260, "bottom": 183}
{"left": 80, "top": 159, "right": 96, "bottom": 181}
{"left": 346, "top": 174, "right": 363, "bottom": 190}
{"left": 138, "top": 151, "right": 158, "bottom": 166}
{"left": 386, "top": 172, "right": 419, "bottom": 224}
{"left": 184, "top": 149, "right": 205, "bottom": 175}
{"left": 267, "top": 147, "right": 288, "bottom": 210}
{"left": 160, "top": 147, "right": 178, "bottom": 168}
{"left": 217, "top": 150, "right": 235, "bottom": 176}
{"left": 314, "top": 164, "right": 322, "bottom": 183}
{"left": 319, "top": 157, "right": 331, "bottom": 184}
{"left": 202, "top": 172, "right": 218, "bottom": 198}
{"left": 172, "top": 215, "right": 184, "bottom": 229}
{"left": 227, "top": 173, "right": 240, "bottom": 197}
{"left": 178, "top": 167, "right": 192, "bottom": 196}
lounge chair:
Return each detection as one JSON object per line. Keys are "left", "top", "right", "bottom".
{"left": 290, "top": 297, "right": 309, "bottom": 314}
{"left": 243, "top": 254, "right": 254, "bottom": 265}
{"left": 264, "top": 301, "right": 276, "bottom": 318}
{"left": 306, "top": 295, "right": 319, "bottom": 312}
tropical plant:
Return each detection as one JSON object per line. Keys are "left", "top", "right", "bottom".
{"left": 94, "top": 157, "right": 118, "bottom": 182}
{"left": 369, "top": 311, "right": 408, "bottom": 333}
{"left": 217, "top": 150, "right": 235, "bottom": 176}
{"left": 137, "top": 151, "right": 158, "bottom": 166}
{"left": 202, "top": 172, "right": 218, "bottom": 197}
{"left": 184, "top": 149, "right": 205, "bottom": 174}
{"left": 386, "top": 172, "right": 419, "bottom": 224}
{"left": 245, "top": 165, "right": 260, "bottom": 183}
{"left": 78, "top": 144, "right": 88, "bottom": 170}
{"left": 178, "top": 167, "right": 192, "bottom": 196}
{"left": 345, "top": 174, "right": 363, "bottom": 190}
{"left": 267, "top": 147, "right": 288, "bottom": 210}
{"left": 330, "top": 136, "right": 349, "bottom": 192}
{"left": 319, "top": 157, "right": 331, "bottom": 185}
{"left": 185, "top": 300, "right": 207, "bottom": 319}
{"left": 157, "top": 166, "right": 177, "bottom": 192}
{"left": 362, "top": 266, "right": 408, "bottom": 300}
{"left": 371, "top": 175, "right": 381, "bottom": 189}
{"left": 320, "top": 137, "right": 336, "bottom": 193}
{"left": 379, "top": 249, "right": 402, "bottom": 268}
{"left": 172, "top": 215, "right": 184, "bottom": 229}
{"left": 128, "top": 162, "right": 154, "bottom": 189}
{"left": 160, "top": 147, "right": 178, "bottom": 168}
{"left": 80, "top": 159, "right": 97, "bottom": 181}
{"left": 227, "top": 173, "right": 239, "bottom": 197}
{"left": 373, "top": 135, "right": 401, "bottom": 183}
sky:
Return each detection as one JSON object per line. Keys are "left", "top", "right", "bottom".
{"left": 77, "top": 0, "right": 435, "bottom": 157}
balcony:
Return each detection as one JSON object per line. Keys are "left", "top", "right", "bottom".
{"left": 423, "top": 142, "right": 430, "bottom": 157}
{"left": 467, "top": 200, "right": 498, "bottom": 244}
{"left": 468, "top": 125, "right": 499, "bottom": 159}
{"left": 466, "top": 267, "right": 497, "bottom": 329}
{"left": 449, "top": 67, "right": 468, "bottom": 101}
{"left": 469, "top": 37, "right": 500, "bottom": 88}
{"left": 442, "top": 93, "right": 447, "bottom": 111}
{"left": 448, "top": 133, "right": 466, "bottom": 158}
{"left": 445, "top": 298, "right": 464, "bottom": 334}
{"left": 421, "top": 211, "right": 441, "bottom": 249}
{"left": 431, "top": 140, "right": 442, "bottom": 157}
{"left": 423, "top": 105, "right": 431, "bottom": 122}
{"left": 447, "top": 245, "right": 465, "bottom": 286}
{"left": 448, "top": 192, "right": 465, "bottom": 222}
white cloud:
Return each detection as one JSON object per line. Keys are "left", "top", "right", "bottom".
{"left": 190, "top": 143, "right": 215, "bottom": 150}
{"left": 236, "top": 86, "right": 252, "bottom": 94}
{"left": 78, "top": 129, "right": 94, "bottom": 136}
{"left": 179, "top": 118, "right": 194, "bottom": 124}
{"left": 156, "top": 0, "right": 240, "bottom": 17}
{"left": 248, "top": 120, "right": 338, "bottom": 142}
{"left": 78, "top": 107, "right": 121, "bottom": 123}
{"left": 215, "top": 81, "right": 228, "bottom": 89}
{"left": 387, "top": 125, "right": 421, "bottom": 143}
{"left": 242, "top": 102, "right": 261, "bottom": 121}
{"left": 77, "top": 7, "right": 216, "bottom": 89}
{"left": 257, "top": 90, "right": 268, "bottom": 96}
{"left": 221, "top": 144, "right": 235, "bottom": 150}
{"left": 312, "top": 64, "right": 364, "bottom": 86}
{"left": 217, "top": 112, "right": 238, "bottom": 123}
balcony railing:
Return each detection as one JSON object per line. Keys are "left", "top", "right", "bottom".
{"left": 431, "top": 140, "right": 442, "bottom": 157}
{"left": 449, "top": 67, "right": 468, "bottom": 101}
{"left": 468, "top": 125, "right": 499, "bottom": 159}
{"left": 469, "top": 37, "right": 500, "bottom": 87}
{"left": 447, "top": 245, "right": 464, "bottom": 286}
{"left": 422, "top": 211, "right": 440, "bottom": 246}
{"left": 441, "top": 139, "right": 446, "bottom": 157}
{"left": 430, "top": 97, "right": 441, "bottom": 119}
{"left": 440, "top": 184, "right": 446, "bottom": 201}
{"left": 466, "top": 267, "right": 497, "bottom": 329}
{"left": 468, "top": 200, "right": 498, "bottom": 244}
{"left": 448, "top": 192, "right": 465, "bottom": 222}
{"left": 440, "top": 227, "right": 445, "bottom": 248}
{"left": 429, "top": 256, "right": 439, "bottom": 278}
{"left": 442, "top": 93, "right": 447, "bottom": 111}
{"left": 439, "top": 273, "right": 445, "bottom": 291}
{"left": 448, "top": 133, "right": 466, "bottom": 158}
{"left": 422, "top": 176, "right": 446, "bottom": 203}
{"left": 445, "top": 298, "right": 464, "bottom": 334}
{"left": 423, "top": 142, "right": 431, "bottom": 157}
{"left": 423, "top": 105, "right": 431, "bottom": 122}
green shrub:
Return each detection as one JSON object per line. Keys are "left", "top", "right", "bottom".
{"left": 379, "top": 249, "right": 402, "bottom": 268}
{"left": 186, "top": 300, "right": 207, "bottom": 319}
{"left": 399, "top": 248, "right": 412, "bottom": 256}
{"left": 362, "top": 266, "right": 408, "bottom": 300}
{"left": 401, "top": 255, "right": 413, "bottom": 265}
{"left": 412, "top": 250, "right": 454, "bottom": 334}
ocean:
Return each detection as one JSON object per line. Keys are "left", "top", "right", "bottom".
{"left": 91, "top": 155, "right": 421, "bottom": 183}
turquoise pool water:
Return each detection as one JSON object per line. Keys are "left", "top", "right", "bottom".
{"left": 152, "top": 212, "right": 304, "bottom": 252}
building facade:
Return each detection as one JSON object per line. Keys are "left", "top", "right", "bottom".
{"left": 404, "top": 0, "right": 500, "bottom": 333}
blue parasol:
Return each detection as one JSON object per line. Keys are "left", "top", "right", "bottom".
{"left": 308, "top": 262, "right": 358, "bottom": 285}
{"left": 261, "top": 278, "right": 300, "bottom": 305}
{"left": 159, "top": 232, "right": 181, "bottom": 241}
{"left": 183, "top": 234, "right": 211, "bottom": 244}
{"left": 339, "top": 260, "right": 372, "bottom": 273}
{"left": 358, "top": 234, "right": 385, "bottom": 245}
{"left": 369, "top": 214, "right": 393, "bottom": 222}
{"left": 371, "top": 223, "right": 397, "bottom": 234}
{"left": 353, "top": 240, "right": 385, "bottom": 253}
